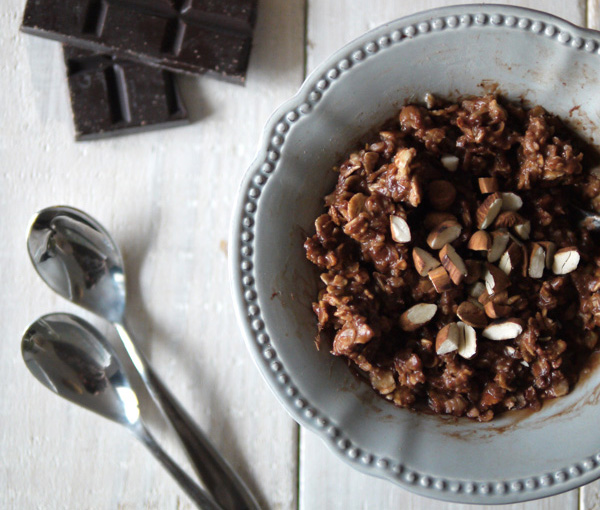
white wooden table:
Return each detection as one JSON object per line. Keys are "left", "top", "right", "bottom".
{"left": 2, "top": 0, "right": 600, "bottom": 508}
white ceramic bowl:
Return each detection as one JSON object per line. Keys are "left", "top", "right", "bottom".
{"left": 230, "top": 4, "right": 600, "bottom": 503}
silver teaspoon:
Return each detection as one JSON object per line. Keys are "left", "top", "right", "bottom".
{"left": 22, "top": 313, "right": 222, "bottom": 510}
{"left": 27, "top": 206, "right": 258, "bottom": 510}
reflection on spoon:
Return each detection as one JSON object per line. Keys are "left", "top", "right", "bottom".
{"left": 22, "top": 313, "right": 222, "bottom": 510}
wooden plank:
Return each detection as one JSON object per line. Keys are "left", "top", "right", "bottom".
{"left": 301, "top": 1, "right": 586, "bottom": 510}
{"left": 588, "top": 0, "right": 600, "bottom": 30}
{"left": 306, "top": 0, "right": 585, "bottom": 76}
{"left": 0, "top": 0, "right": 305, "bottom": 508}
{"left": 301, "top": 429, "right": 579, "bottom": 510}
{"left": 580, "top": 2, "right": 600, "bottom": 508}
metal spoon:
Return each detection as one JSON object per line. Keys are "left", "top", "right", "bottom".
{"left": 27, "top": 206, "right": 258, "bottom": 510}
{"left": 22, "top": 313, "right": 222, "bottom": 510}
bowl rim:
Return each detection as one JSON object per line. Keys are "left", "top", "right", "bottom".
{"left": 229, "top": 3, "right": 600, "bottom": 503}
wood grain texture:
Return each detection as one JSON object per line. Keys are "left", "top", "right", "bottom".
{"left": 579, "top": 5, "right": 600, "bottom": 510}
{"left": 301, "top": 1, "right": 587, "bottom": 510}
{"left": 0, "top": 0, "right": 304, "bottom": 508}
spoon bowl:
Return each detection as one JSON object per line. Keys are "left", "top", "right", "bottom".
{"left": 27, "top": 206, "right": 126, "bottom": 323}
{"left": 23, "top": 313, "right": 139, "bottom": 426}
{"left": 22, "top": 313, "right": 221, "bottom": 510}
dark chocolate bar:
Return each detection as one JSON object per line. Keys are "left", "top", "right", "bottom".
{"left": 22, "top": 0, "right": 258, "bottom": 83}
{"left": 64, "top": 46, "right": 188, "bottom": 140}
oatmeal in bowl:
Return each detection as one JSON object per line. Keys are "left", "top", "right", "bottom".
{"left": 232, "top": 4, "right": 600, "bottom": 503}
{"left": 304, "top": 94, "right": 600, "bottom": 421}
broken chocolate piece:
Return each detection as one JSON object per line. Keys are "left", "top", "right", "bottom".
{"left": 22, "top": 0, "right": 258, "bottom": 83}
{"left": 64, "top": 46, "right": 188, "bottom": 140}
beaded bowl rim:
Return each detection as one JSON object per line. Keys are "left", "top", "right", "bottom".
{"left": 230, "top": 4, "right": 600, "bottom": 503}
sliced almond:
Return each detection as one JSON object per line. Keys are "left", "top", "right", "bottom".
{"left": 400, "top": 303, "right": 438, "bottom": 331}
{"left": 390, "top": 215, "right": 411, "bottom": 243}
{"left": 498, "top": 242, "right": 522, "bottom": 275}
{"left": 482, "top": 319, "right": 524, "bottom": 341}
{"left": 439, "top": 244, "right": 468, "bottom": 285}
{"left": 457, "top": 322, "right": 477, "bottom": 359}
{"left": 468, "top": 230, "right": 492, "bottom": 252}
{"left": 539, "top": 241, "right": 557, "bottom": 269}
{"left": 513, "top": 220, "right": 531, "bottom": 241}
{"left": 424, "top": 212, "right": 457, "bottom": 230}
{"left": 436, "top": 323, "right": 460, "bottom": 354}
{"left": 520, "top": 243, "right": 528, "bottom": 278}
{"left": 441, "top": 154, "right": 459, "bottom": 172}
{"left": 476, "top": 192, "right": 503, "bottom": 229}
{"left": 528, "top": 243, "right": 546, "bottom": 279}
{"left": 468, "top": 296, "right": 486, "bottom": 310}
{"left": 484, "top": 300, "right": 511, "bottom": 319}
{"left": 500, "top": 192, "right": 523, "bottom": 211}
{"left": 464, "top": 259, "right": 482, "bottom": 284}
{"left": 468, "top": 281, "right": 487, "bottom": 299}
{"left": 412, "top": 247, "right": 440, "bottom": 276}
{"left": 478, "top": 177, "right": 499, "bottom": 193}
{"left": 477, "top": 289, "right": 491, "bottom": 305}
{"left": 494, "top": 211, "right": 523, "bottom": 228}
{"left": 427, "top": 220, "right": 462, "bottom": 250}
{"left": 428, "top": 265, "right": 453, "bottom": 293}
{"left": 484, "top": 263, "right": 511, "bottom": 295}
{"left": 457, "top": 301, "right": 488, "bottom": 328}
{"left": 552, "top": 247, "right": 580, "bottom": 275}
{"left": 487, "top": 230, "right": 510, "bottom": 262}
{"left": 428, "top": 180, "right": 457, "bottom": 211}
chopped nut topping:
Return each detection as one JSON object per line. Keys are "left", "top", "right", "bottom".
{"left": 390, "top": 215, "right": 411, "bottom": 243}
{"left": 400, "top": 303, "right": 438, "bottom": 331}
{"left": 468, "top": 281, "right": 487, "bottom": 299}
{"left": 528, "top": 243, "right": 546, "bottom": 279}
{"left": 468, "top": 230, "right": 492, "bottom": 252}
{"left": 428, "top": 265, "right": 453, "bottom": 293}
{"left": 477, "top": 193, "right": 503, "bottom": 229}
{"left": 538, "top": 241, "right": 557, "bottom": 269}
{"left": 494, "top": 211, "right": 524, "bottom": 228}
{"left": 482, "top": 319, "right": 524, "bottom": 341}
{"left": 552, "top": 247, "right": 580, "bottom": 275}
{"left": 484, "top": 300, "right": 511, "bottom": 319}
{"left": 464, "top": 259, "right": 483, "bottom": 284}
{"left": 440, "top": 154, "right": 459, "bottom": 172}
{"left": 500, "top": 192, "right": 523, "bottom": 211}
{"left": 498, "top": 242, "right": 522, "bottom": 275}
{"left": 484, "top": 263, "right": 511, "bottom": 294}
{"left": 427, "top": 220, "right": 462, "bottom": 249}
{"left": 457, "top": 301, "right": 488, "bottom": 328}
{"left": 457, "top": 322, "right": 478, "bottom": 359}
{"left": 412, "top": 247, "right": 440, "bottom": 276}
{"left": 513, "top": 220, "right": 531, "bottom": 240}
{"left": 436, "top": 323, "right": 460, "bottom": 354}
{"left": 488, "top": 230, "right": 510, "bottom": 263}
{"left": 478, "top": 177, "right": 499, "bottom": 193}
{"left": 439, "top": 243, "right": 468, "bottom": 285}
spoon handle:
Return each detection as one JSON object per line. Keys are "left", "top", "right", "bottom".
{"left": 115, "top": 322, "right": 260, "bottom": 510}
{"left": 136, "top": 424, "right": 224, "bottom": 510}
